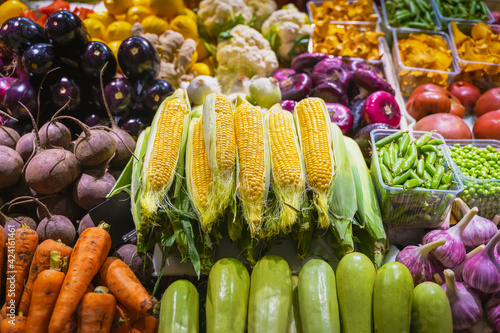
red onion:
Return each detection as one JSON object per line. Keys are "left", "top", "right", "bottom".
{"left": 463, "top": 230, "right": 500, "bottom": 294}
{"left": 486, "top": 294, "right": 500, "bottom": 331}
{"left": 325, "top": 103, "right": 353, "bottom": 135}
{"left": 422, "top": 207, "right": 478, "bottom": 268}
{"left": 279, "top": 100, "right": 297, "bottom": 113}
{"left": 0, "top": 77, "right": 16, "bottom": 103}
{"left": 272, "top": 68, "right": 296, "bottom": 82}
{"left": 442, "top": 269, "right": 483, "bottom": 331}
{"left": 362, "top": 91, "right": 401, "bottom": 128}
{"left": 396, "top": 239, "right": 446, "bottom": 285}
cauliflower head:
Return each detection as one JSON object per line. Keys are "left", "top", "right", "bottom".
{"left": 262, "top": 5, "right": 312, "bottom": 63}
{"left": 243, "top": 0, "right": 278, "bottom": 31}
{"left": 198, "top": 0, "right": 253, "bottom": 38}
{"left": 216, "top": 25, "right": 278, "bottom": 93}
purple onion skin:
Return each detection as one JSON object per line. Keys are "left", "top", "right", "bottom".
{"left": 348, "top": 60, "right": 383, "bottom": 77}
{"left": 280, "top": 100, "right": 297, "bottom": 113}
{"left": 326, "top": 103, "right": 353, "bottom": 134}
{"left": 280, "top": 73, "right": 313, "bottom": 101}
{"left": 0, "top": 77, "right": 16, "bottom": 102}
{"left": 362, "top": 91, "right": 401, "bottom": 128}
{"left": 463, "top": 215, "right": 498, "bottom": 248}
{"left": 486, "top": 294, "right": 500, "bottom": 331}
{"left": 463, "top": 230, "right": 500, "bottom": 294}
{"left": 311, "top": 57, "right": 351, "bottom": 87}
{"left": 291, "top": 53, "right": 329, "bottom": 75}
{"left": 311, "top": 81, "right": 348, "bottom": 105}
{"left": 442, "top": 276, "right": 483, "bottom": 330}
{"left": 353, "top": 69, "right": 395, "bottom": 96}
{"left": 396, "top": 244, "right": 439, "bottom": 285}
{"left": 272, "top": 68, "right": 296, "bottom": 82}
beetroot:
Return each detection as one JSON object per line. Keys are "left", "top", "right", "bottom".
{"left": 73, "top": 170, "right": 116, "bottom": 210}
{"left": 37, "top": 193, "right": 84, "bottom": 224}
{"left": 115, "top": 244, "right": 154, "bottom": 284}
{"left": 77, "top": 213, "right": 94, "bottom": 235}
{"left": 39, "top": 121, "right": 71, "bottom": 149}
{"left": 0, "top": 146, "right": 23, "bottom": 189}
{"left": 15, "top": 131, "right": 36, "bottom": 162}
{"left": 0, "top": 125, "right": 20, "bottom": 149}
{"left": 0, "top": 211, "right": 37, "bottom": 231}
{"left": 74, "top": 127, "right": 117, "bottom": 166}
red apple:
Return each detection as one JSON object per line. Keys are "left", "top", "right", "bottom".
{"left": 473, "top": 110, "right": 500, "bottom": 140}
{"left": 474, "top": 87, "right": 500, "bottom": 117}
{"left": 447, "top": 81, "right": 481, "bottom": 112}
{"left": 414, "top": 113, "right": 472, "bottom": 139}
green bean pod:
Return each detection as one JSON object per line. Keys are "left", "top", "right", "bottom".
{"left": 417, "top": 157, "right": 425, "bottom": 177}
{"left": 415, "top": 131, "right": 434, "bottom": 148}
{"left": 381, "top": 164, "right": 394, "bottom": 185}
{"left": 393, "top": 170, "right": 412, "bottom": 186}
{"left": 442, "top": 171, "right": 453, "bottom": 184}
{"left": 420, "top": 145, "right": 440, "bottom": 154}
{"left": 399, "top": 133, "right": 410, "bottom": 156}
{"left": 404, "top": 179, "right": 423, "bottom": 189}
{"left": 426, "top": 139, "right": 444, "bottom": 146}
{"left": 431, "top": 166, "right": 445, "bottom": 189}
{"left": 392, "top": 158, "right": 404, "bottom": 175}
{"left": 425, "top": 152, "right": 436, "bottom": 165}
{"left": 376, "top": 131, "right": 405, "bottom": 148}
{"left": 424, "top": 162, "right": 436, "bottom": 177}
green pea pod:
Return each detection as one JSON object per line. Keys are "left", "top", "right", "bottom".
{"left": 424, "top": 162, "right": 436, "bottom": 177}
{"left": 405, "top": 142, "right": 417, "bottom": 158}
{"left": 391, "top": 143, "right": 399, "bottom": 165}
{"left": 420, "top": 145, "right": 440, "bottom": 154}
{"left": 423, "top": 180, "right": 431, "bottom": 189}
{"left": 393, "top": 170, "right": 412, "bottom": 186}
{"left": 426, "top": 139, "right": 444, "bottom": 146}
{"left": 431, "top": 166, "right": 444, "bottom": 189}
{"left": 409, "top": 169, "right": 424, "bottom": 183}
{"left": 415, "top": 131, "right": 434, "bottom": 148}
{"left": 376, "top": 131, "right": 405, "bottom": 148}
{"left": 399, "top": 133, "right": 410, "bottom": 156}
{"left": 417, "top": 157, "right": 425, "bottom": 177}
{"left": 423, "top": 170, "right": 432, "bottom": 181}
{"left": 438, "top": 184, "right": 451, "bottom": 190}
{"left": 425, "top": 152, "right": 436, "bottom": 165}
{"left": 392, "top": 158, "right": 404, "bottom": 176}
{"left": 404, "top": 179, "right": 423, "bottom": 189}
{"left": 383, "top": 149, "right": 392, "bottom": 169}
{"left": 442, "top": 171, "right": 453, "bottom": 184}
{"left": 159, "top": 280, "right": 199, "bottom": 333}
{"left": 380, "top": 164, "right": 394, "bottom": 185}
{"left": 402, "top": 154, "right": 416, "bottom": 173}
{"left": 435, "top": 157, "right": 443, "bottom": 166}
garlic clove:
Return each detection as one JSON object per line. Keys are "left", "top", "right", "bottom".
{"left": 396, "top": 239, "right": 445, "bottom": 285}
{"left": 486, "top": 294, "right": 500, "bottom": 332}
{"left": 456, "top": 198, "right": 498, "bottom": 248}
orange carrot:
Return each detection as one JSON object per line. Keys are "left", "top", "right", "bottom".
{"left": 130, "top": 315, "right": 158, "bottom": 333}
{"left": 60, "top": 311, "right": 77, "bottom": 333}
{"left": 6, "top": 225, "right": 38, "bottom": 313}
{"left": 111, "top": 302, "right": 138, "bottom": 333}
{"left": 48, "top": 223, "right": 111, "bottom": 333}
{"left": 96, "top": 257, "right": 157, "bottom": 316}
{"left": 0, "top": 315, "right": 27, "bottom": 332}
{"left": 18, "top": 240, "right": 72, "bottom": 315}
{"left": 0, "top": 225, "right": 6, "bottom": 300}
{"left": 26, "top": 251, "right": 66, "bottom": 333}
{"left": 77, "top": 286, "right": 116, "bottom": 333}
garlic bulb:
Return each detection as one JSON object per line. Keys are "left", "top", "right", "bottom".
{"left": 396, "top": 239, "right": 445, "bottom": 285}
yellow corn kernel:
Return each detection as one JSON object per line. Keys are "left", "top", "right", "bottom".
{"left": 191, "top": 117, "right": 212, "bottom": 209}
{"left": 295, "top": 98, "right": 333, "bottom": 191}
{"left": 268, "top": 108, "right": 303, "bottom": 188}
{"left": 146, "top": 98, "right": 186, "bottom": 191}
{"left": 214, "top": 93, "right": 236, "bottom": 172}
{"left": 234, "top": 101, "right": 268, "bottom": 233}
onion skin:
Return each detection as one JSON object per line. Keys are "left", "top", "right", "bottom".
{"left": 362, "top": 91, "right": 401, "bottom": 128}
{"left": 352, "top": 69, "right": 395, "bottom": 96}
{"left": 291, "top": 53, "right": 329, "bottom": 74}
{"left": 486, "top": 294, "right": 500, "bottom": 331}
{"left": 272, "top": 68, "right": 296, "bottom": 82}
{"left": 326, "top": 103, "right": 353, "bottom": 134}
{"left": 279, "top": 73, "right": 313, "bottom": 101}
{"left": 311, "top": 81, "right": 348, "bottom": 105}
{"left": 473, "top": 110, "right": 500, "bottom": 140}
{"left": 279, "top": 100, "right": 297, "bottom": 113}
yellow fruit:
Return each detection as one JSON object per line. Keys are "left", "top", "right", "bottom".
{"left": 108, "top": 41, "right": 122, "bottom": 73}
{"left": 142, "top": 15, "right": 169, "bottom": 35}
{"left": 195, "top": 38, "right": 210, "bottom": 62}
{"left": 188, "top": 63, "right": 211, "bottom": 77}
{"left": 133, "top": 0, "right": 150, "bottom": 7}
{"left": 104, "top": 0, "right": 134, "bottom": 15}
{"left": 170, "top": 15, "right": 198, "bottom": 40}
{"left": 188, "top": 51, "right": 198, "bottom": 69}
{"left": 84, "top": 18, "right": 108, "bottom": 41}
{"left": 92, "top": 38, "right": 107, "bottom": 44}
{"left": 107, "top": 21, "right": 132, "bottom": 42}
{"left": 87, "top": 11, "right": 116, "bottom": 27}
{"left": 202, "top": 57, "right": 216, "bottom": 75}
{"left": 126, "top": 6, "right": 151, "bottom": 24}
{"left": 178, "top": 8, "right": 197, "bottom": 22}
{"left": 149, "top": 0, "right": 183, "bottom": 20}
{"left": 0, "top": 0, "right": 28, "bottom": 25}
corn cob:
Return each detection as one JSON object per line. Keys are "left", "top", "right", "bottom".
{"left": 293, "top": 98, "right": 335, "bottom": 229}
{"left": 234, "top": 99, "right": 270, "bottom": 237}
{"left": 202, "top": 93, "right": 237, "bottom": 230}
{"left": 140, "top": 89, "right": 191, "bottom": 222}
{"left": 263, "top": 104, "right": 306, "bottom": 237}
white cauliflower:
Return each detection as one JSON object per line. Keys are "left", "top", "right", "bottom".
{"left": 262, "top": 5, "right": 312, "bottom": 64}
{"left": 243, "top": 0, "right": 278, "bottom": 31}
{"left": 216, "top": 24, "right": 278, "bottom": 93}
{"left": 198, "top": 0, "right": 253, "bottom": 38}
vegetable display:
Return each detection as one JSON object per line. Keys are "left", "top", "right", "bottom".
{"left": 384, "top": 0, "right": 437, "bottom": 30}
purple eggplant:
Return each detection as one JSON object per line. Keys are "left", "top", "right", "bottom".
{"left": 362, "top": 91, "right": 401, "bottom": 128}
{"left": 352, "top": 69, "right": 395, "bottom": 96}
{"left": 348, "top": 60, "right": 383, "bottom": 77}
{"left": 280, "top": 100, "right": 297, "bottom": 113}
{"left": 348, "top": 98, "right": 366, "bottom": 137}
{"left": 272, "top": 68, "right": 296, "bottom": 82}
{"left": 291, "top": 53, "right": 329, "bottom": 74}
{"left": 325, "top": 103, "right": 353, "bottom": 135}
{"left": 354, "top": 123, "right": 396, "bottom": 163}
{"left": 279, "top": 73, "right": 313, "bottom": 101}
{"left": 310, "top": 81, "right": 348, "bottom": 105}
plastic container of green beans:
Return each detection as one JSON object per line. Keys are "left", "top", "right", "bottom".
{"left": 433, "top": 0, "right": 494, "bottom": 28}
{"left": 370, "top": 129, "right": 464, "bottom": 228}
{"left": 447, "top": 139, "right": 500, "bottom": 220}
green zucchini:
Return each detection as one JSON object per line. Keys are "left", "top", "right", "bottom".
{"left": 373, "top": 262, "right": 413, "bottom": 333}
{"left": 298, "top": 259, "right": 340, "bottom": 333}
{"left": 336, "top": 252, "right": 376, "bottom": 333}
{"left": 159, "top": 280, "right": 199, "bottom": 333}
{"left": 411, "top": 282, "right": 453, "bottom": 333}
{"left": 248, "top": 255, "right": 292, "bottom": 333}
{"left": 206, "top": 258, "right": 250, "bottom": 333}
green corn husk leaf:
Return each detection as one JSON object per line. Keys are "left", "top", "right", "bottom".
{"left": 328, "top": 123, "right": 357, "bottom": 254}
{"left": 293, "top": 98, "right": 335, "bottom": 229}
{"left": 202, "top": 93, "right": 237, "bottom": 232}
{"left": 108, "top": 154, "right": 133, "bottom": 198}
{"left": 234, "top": 99, "right": 271, "bottom": 238}
{"left": 354, "top": 227, "right": 387, "bottom": 268}
{"left": 262, "top": 104, "right": 306, "bottom": 238}
{"left": 140, "top": 89, "right": 191, "bottom": 223}
{"left": 344, "top": 137, "right": 387, "bottom": 242}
